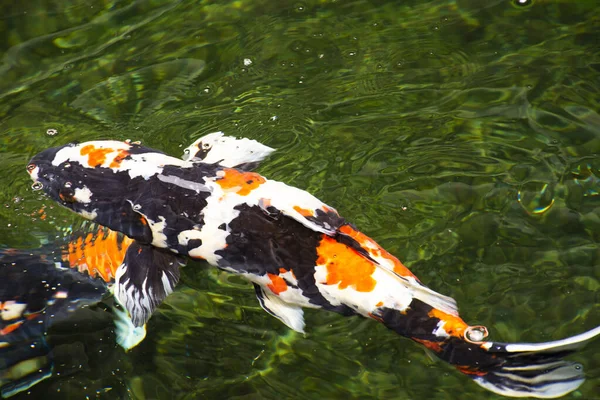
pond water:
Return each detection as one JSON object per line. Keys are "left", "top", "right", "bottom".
{"left": 1, "top": 0, "right": 599, "bottom": 398}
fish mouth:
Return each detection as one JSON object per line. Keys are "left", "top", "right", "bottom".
{"left": 26, "top": 162, "right": 57, "bottom": 193}
{"left": 26, "top": 162, "right": 40, "bottom": 182}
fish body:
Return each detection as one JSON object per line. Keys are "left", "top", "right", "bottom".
{"left": 27, "top": 135, "right": 600, "bottom": 398}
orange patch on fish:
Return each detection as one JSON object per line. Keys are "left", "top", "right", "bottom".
{"left": 293, "top": 205, "right": 314, "bottom": 217}
{"left": 428, "top": 308, "right": 469, "bottom": 337}
{"left": 0, "top": 321, "right": 24, "bottom": 335}
{"left": 456, "top": 366, "right": 487, "bottom": 377}
{"left": 63, "top": 227, "right": 133, "bottom": 283}
{"left": 413, "top": 338, "right": 444, "bottom": 353}
{"left": 376, "top": 301, "right": 384, "bottom": 307}
{"left": 216, "top": 168, "right": 266, "bottom": 196}
{"left": 339, "top": 225, "right": 418, "bottom": 280}
{"left": 267, "top": 273, "right": 288, "bottom": 295}
{"left": 80, "top": 144, "right": 115, "bottom": 167}
{"left": 109, "top": 149, "right": 130, "bottom": 168}
{"left": 317, "top": 235, "right": 376, "bottom": 292}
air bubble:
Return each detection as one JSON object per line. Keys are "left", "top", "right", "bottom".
{"left": 32, "top": 182, "right": 44, "bottom": 191}
{"left": 513, "top": 0, "right": 533, "bottom": 6}
{"left": 46, "top": 128, "right": 58, "bottom": 136}
{"left": 465, "top": 325, "right": 489, "bottom": 343}
{"left": 64, "top": 182, "right": 72, "bottom": 188}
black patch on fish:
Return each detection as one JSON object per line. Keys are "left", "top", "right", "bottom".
{"left": 335, "top": 226, "right": 375, "bottom": 261}
{"left": 126, "top": 144, "right": 167, "bottom": 155}
{"left": 187, "top": 239, "right": 202, "bottom": 250}
{"left": 306, "top": 208, "right": 346, "bottom": 232}
{"left": 377, "top": 299, "right": 441, "bottom": 340}
{"left": 217, "top": 204, "right": 354, "bottom": 315}
{"left": 236, "top": 162, "right": 260, "bottom": 171}
{"left": 218, "top": 223, "right": 227, "bottom": 231}
{"left": 263, "top": 206, "right": 281, "bottom": 218}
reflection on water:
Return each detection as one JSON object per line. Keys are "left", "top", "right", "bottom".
{"left": 0, "top": 0, "right": 598, "bottom": 398}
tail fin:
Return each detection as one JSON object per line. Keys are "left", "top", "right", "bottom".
{"left": 464, "top": 326, "right": 600, "bottom": 398}
{"left": 376, "top": 300, "right": 599, "bottom": 398}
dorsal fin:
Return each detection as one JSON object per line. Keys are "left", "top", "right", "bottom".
{"left": 336, "top": 224, "right": 459, "bottom": 317}
{"left": 183, "top": 132, "right": 275, "bottom": 170}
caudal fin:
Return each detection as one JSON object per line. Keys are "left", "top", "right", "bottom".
{"left": 444, "top": 326, "right": 600, "bottom": 398}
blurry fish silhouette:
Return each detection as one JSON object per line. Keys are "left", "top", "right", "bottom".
{"left": 0, "top": 225, "right": 152, "bottom": 398}
{"left": 27, "top": 132, "right": 600, "bottom": 398}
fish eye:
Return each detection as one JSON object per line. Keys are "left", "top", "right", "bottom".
{"left": 31, "top": 182, "right": 43, "bottom": 190}
{"left": 26, "top": 163, "right": 36, "bottom": 172}
{"left": 202, "top": 143, "right": 211, "bottom": 149}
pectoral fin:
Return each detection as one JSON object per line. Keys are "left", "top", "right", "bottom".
{"left": 112, "top": 302, "right": 147, "bottom": 351}
{"left": 114, "top": 241, "right": 185, "bottom": 327}
{"left": 183, "top": 132, "right": 275, "bottom": 170}
{"left": 253, "top": 284, "right": 305, "bottom": 333}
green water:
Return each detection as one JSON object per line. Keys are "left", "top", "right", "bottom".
{"left": 1, "top": 0, "right": 599, "bottom": 398}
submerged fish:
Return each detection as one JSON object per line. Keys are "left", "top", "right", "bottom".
{"left": 27, "top": 133, "right": 600, "bottom": 398}
{"left": 0, "top": 225, "right": 150, "bottom": 398}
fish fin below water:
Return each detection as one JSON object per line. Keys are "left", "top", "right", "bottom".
{"left": 471, "top": 359, "right": 584, "bottom": 399}
{"left": 409, "top": 284, "right": 459, "bottom": 319}
{"left": 183, "top": 131, "right": 275, "bottom": 170}
{"left": 114, "top": 241, "right": 184, "bottom": 327}
{"left": 468, "top": 325, "right": 600, "bottom": 398}
{"left": 254, "top": 284, "right": 305, "bottom": 333}
{"left": 0, "top": 341, "right": 52, "bottom": 398}
{"left": 112, "top": 302, "right": 147, "bottom": 351}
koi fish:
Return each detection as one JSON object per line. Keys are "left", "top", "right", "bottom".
{"left": 27, "top": 133, "right": 600, "bottom": 398}
{"left": 0, "top": 225, "right": 152, "bottom": 397}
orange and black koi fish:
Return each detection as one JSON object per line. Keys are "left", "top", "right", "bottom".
{"left": 0, "top": 225, "right": 145, "bottom": 398}
{"left": 27, "top": 133, "right": 600, "bottom": 398}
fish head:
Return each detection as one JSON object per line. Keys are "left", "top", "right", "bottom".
{"left": 27, "top": 142, "right": 102, "bottom": 218}
{"left": 26, "top": 140, "right": 179, "bottom": 242}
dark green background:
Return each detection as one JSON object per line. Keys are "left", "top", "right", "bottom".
{"left": 0, "top": 0, "right": 598, "bottom": 398}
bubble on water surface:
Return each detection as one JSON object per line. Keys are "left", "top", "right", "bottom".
{"left": 465, "top": 325, "right": 488, "bottom": 343}
{"left": 512, "top": 0, "right": 533, "bottom": 7}
{"left": 46, "top": 128, "right": 58, "bottom": 136}
{"left": 517, "top": 182, "right": 555, "bottom": 215}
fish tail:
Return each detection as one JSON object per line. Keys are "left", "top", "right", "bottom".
{"left": 377, "top": 302, "right": 600, "bottom": 398}
{"left": 443, "top": 327, "right": 600, "bottom": 399}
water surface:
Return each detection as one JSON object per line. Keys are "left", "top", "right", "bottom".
{"left": 0, "top": 0, "right": 599, "bottom": 398}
